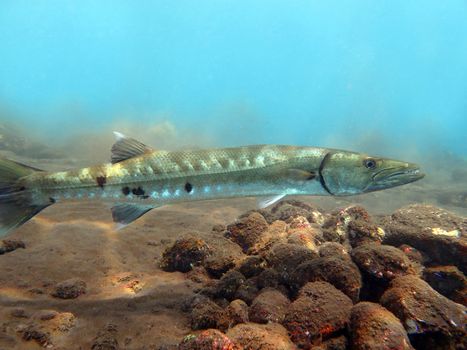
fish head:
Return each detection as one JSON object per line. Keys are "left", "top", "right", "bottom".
{"left": 320, "top": 151, "right": 425, "bottom": 196}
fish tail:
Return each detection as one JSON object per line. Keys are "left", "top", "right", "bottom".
{"left": 0, "top": 158, "right": 51, "bottom": 237}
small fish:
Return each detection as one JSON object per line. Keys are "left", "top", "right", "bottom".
{"left": 0, "top": 132, "right": 424, "bottom": 236}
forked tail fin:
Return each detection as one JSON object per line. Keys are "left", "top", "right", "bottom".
{"left": 0, "top": 158, "right": 50, "bottom": 237}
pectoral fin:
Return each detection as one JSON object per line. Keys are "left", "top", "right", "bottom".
{"left": 286, "top": 169, "right": 316, "bottom": 181}
{"left": 111, "top": 203, "right": 156, "bottom": 228}
{"left": 257, "top": 194, "right": 286, "bottom": 209}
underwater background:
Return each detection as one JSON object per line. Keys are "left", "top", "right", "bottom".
{"left": 0, "top": 2, "right": 466, "bottom": 350}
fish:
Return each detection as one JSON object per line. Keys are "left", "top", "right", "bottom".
{"left": 0, "top": 132, "right": 424, "bottom": 236}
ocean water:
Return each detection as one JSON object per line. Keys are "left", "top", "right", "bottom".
{"left": 1, "top": 0, "right": 466, "bottom": 214}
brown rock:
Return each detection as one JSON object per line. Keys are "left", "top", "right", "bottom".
{"left": 283, "top": 282, "right": 353, "bottom": 348}
{"left": 349, "top": 302, "right": 413, "bottom": 350}
{"left": 322, "top": 205, "right": 380, "bottom": 244}
{"left": 266, "top": 243, "right": 318, "bottom": 283}
{"left": 381, "top": 204, "right": 467, "bottom": 273}
{"left": 179, "top": 329, "right": 242, "bottom": 350}
{"left": 423, "top": 265, "right": 466, "bottom": 305}
{"left": 226, "top": 299, "right": 249, "bottom": 327}
{"left": 291, "top": 256, "right": 362, "bottom": 303}
{"left": 319, "top": 242, "right": 350, "bottom": 260}
{"left": 51, "top": 278, "right": 87, "bottom": 299}
{"left": 20, "top": 324, "right": 51, "bottom": 347}
{"left": 203, "top": 254, "right": 237, "bottom": 279}
{"left": 256, "top": 268, "right": 281, "bottom": 290}
{"left": 233, "top": 280, "right": 259, "bottom": 306}
{"left": 225, "top": 212, "right": 269, "bottom": 253}
{"left": 269, "top": 199, "right": 325, "bottom": 225}
{"left": 249, "top": 288, "right": 290, "bottom": 324}
{"left": 214, "top": 270, "right": 247, "bottom": 301}
{"left": 0, "top": 239, "right": 26, "bottom": 254}
{"left": 191, "top": 300, "right": 229, "bottom": 331}
{"left": 160, "top": 236, "right": 212, "bottom": 273}
{"left": 381, "top": 275, "right": 466, "bottom": 349}
{"left": 287, "top": 223, "right": 322, "bottom": 253}
{"left": 91, "top": 323, "right": 119, "bottom": 350}
{"left": 249, "top": 220, "right": 288, "bottom": 255}
{"left": 352, "top": 243, "right": 416, "bottom": 281}
{"left": 237, "top": 255, "right": 266, "bottom": 278}
{"left": 227, "top": 322, "right": 296, "bottom": 350}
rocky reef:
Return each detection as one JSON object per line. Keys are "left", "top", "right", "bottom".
{"left": 163, "top": 201, "right": 466, "bottom": 350}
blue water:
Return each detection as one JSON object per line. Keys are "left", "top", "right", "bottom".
{"left": 0, "top": 1, "right": 466, "bottom": 155}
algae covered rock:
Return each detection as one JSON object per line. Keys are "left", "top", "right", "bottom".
{"left": 291, "top": 256, "right": 362, "bottom": 303}
{"left": 227, "top": 322, "right": 296, "bottom": 350}
{"left": 225, "top": 212, "right": 269, "bottom": 253}
{"left": 160, "top": 236, "right": 212, "bottom": 272}
{"left": 381, "top": 275, "right": 466, "bottom": 349}
{"left": 179, "top": 329, "right": 241, "bottom": 350}
{"left": 352, "top": 243, "right": 417, "bottom": 281}
{"left": 226, "top": 299, "right": 249, "bottom": 327}
{"left": 248, "top": 288, "right": 290, "bottom": 324}
{"left": 283, "top": 282, "right": 353, "bottom": 348}
{"left": 51, "top": 278, "right": 87, "bottom": 299}
{"left": 190, "top": 299, "right": 229, "bottom": 331}
{"left": 349, "top": 302, "right": 413, "bottom": 350}
{"left": 423, "top": 265, "right": 466, "bottom": 305}
{"left": 266, "top": 242, "right": 318, "bottom": 283}
{"left": 381, "top": 204, "right": 467, "bottom": 273}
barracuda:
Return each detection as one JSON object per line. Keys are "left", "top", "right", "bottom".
{"left": 0, "top": 132, "right": 424, "bottom": 236}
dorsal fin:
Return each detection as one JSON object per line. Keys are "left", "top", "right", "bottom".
{"left": 111, "top": 131, "right": 153, "bottom": 163}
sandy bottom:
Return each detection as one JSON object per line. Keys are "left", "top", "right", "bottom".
{"left": 0, "top": 183, "right": 465, "bottom": 349}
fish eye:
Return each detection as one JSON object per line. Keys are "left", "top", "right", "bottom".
{"left": 364, "top": 159, "right": 377, "bottom": 169}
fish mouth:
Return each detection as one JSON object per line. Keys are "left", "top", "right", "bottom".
{"left": 369, "top": 164, "right": 425, "bottom": 190}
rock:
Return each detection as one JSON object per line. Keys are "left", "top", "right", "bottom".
{"left": 287, "top": 221, "right": 322, "bottom": 253}
{"left": 397, "top": 244, "right": 428, "bottom": 266}
{"left": 160, "top": 236, "right": 212, "bottom": 273}
{"left": 322, "top": 205, "right": 382, "bottom": 244}
{"left": 319, "top": 242, "right": 350, "bottom": 258}
{"left": 20, "top": 324, "right": 51, "bottom": 347}
{"left": 51, "top": 278, "right": 87, "bottom": 299}
{"left": 352, "top": 243, "right": 416, "bottom": 281}
{"left": 233, "top": 280, "right": 259, "bottom": 306}
{"left": 266, "top": 243, "right": 318, "bottom": 283}
{"left": 237, "top": 255, "right": 266, "bottom": 278}
{"left": 349, "top": 302, "right": 414, "bottom": 350}
{"left": 186, "top": 266, "right": 211, "bottom": 284}
{"left": 249, "top": 220, "right": 288, "bottom": 255}
{"left": 312, "top": 335, "right": 348, "bottom": 350}
{"left": 225, "top": 212, "right": 269, "bottom": 253}
{"left": 248, "top": 288, "right": 290, "bottom": 324}
{"left": 291, "top": 256, "right": 362, "bottom": 303}
{"left": 381, "top": 275, "right": 466, "bottom": 350}
{"left": 214, "top": 271, "right": 246, "bottom": 301}
{"left": 226, "top": 299, "right": 249, "bottom": 327}
{"left": 381, "top": 204, "right": 467, "bottom": 273}
{"left": 423, "top": 266, "right": 467, "bottom": 306}
{"left": 256, "top": 268, "right": 281, "bottom": 290}
{"left": 269, "top": 199, "right": 325, "bottom": 225}
{"left": 203, "top": 254, "right": 237, "bottom": 279}
{"left": 179, "top": 329, "right": 241, "bottom": 350}
{"left": 0, "top": 239, "right": 26, "bottom": 254}
{"left": 91, "top": 324, "right": 119, "bottom": 350}
{"left": 191, "top": 300, "right": 229, "bottom": 331}
{"left": 227, "top": 322, "right": 296, "bottom": 350}
{"left": 283, "top": 282, "right": 353, "bottom": 348}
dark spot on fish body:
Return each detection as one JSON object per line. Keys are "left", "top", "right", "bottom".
{"left": 96, "top": 176, "right": 106, "bottom": 189}
{"left": 132, "top": 187, "right": 145, "bottom": 196}
{"left": 185, "top": 182, "right": 193, "bottom": 193}
{"left": 19, "top": 186, "right": 26, "bottom": 191}
{"left": 122, "top": 186, "right": 130, "bottom": 195}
